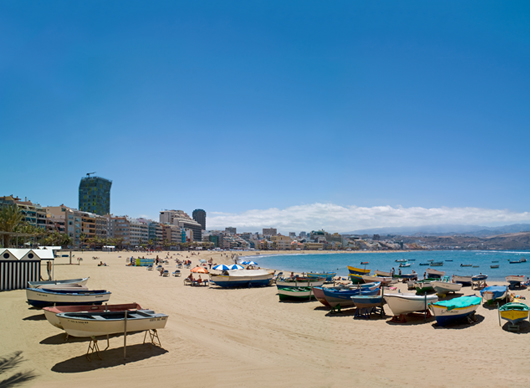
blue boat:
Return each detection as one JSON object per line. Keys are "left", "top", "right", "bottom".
{"left": 322, "top": 283, "right": 380, "bottom": 309}
{"left": 307, "top": 271, "right": 336, "bottom": 282}
{"left": 481, "top": 285, "right": 508, "bottom": 303}
{"left": 429, "top": 296, "right": 481, "bottom": 326}
{"left": 472, "top": 274, "right": 488, "bottom": 282}
{"left": 26, "top": 288, "right": 111, "bottom": 308}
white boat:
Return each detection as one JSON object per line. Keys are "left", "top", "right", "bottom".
{"left": 43, "top": 303, "right": 143, "bottom": 329}
{"left": 506, "top": 275, "right": 525, "bottom": 286}
{"left": 26, "top": 288, "right": 111, "bottom": 308}
{"left": 431, "top": 276, "right": 462, "bottom": 294}
{"left": 361, "top": 274, "right": 393, "bottom": 286}
{"left": 374, "top": 270, "right": 391, "bottom": 277}
{"left": 426, "top": 268, "right": 445, "bottom": 279}
{"left": 384, "top": 293, "right": 439, "bottom": 315}
{"left": 276, "top": 278, "right": 325, "bottom": 288}
{"left": 57, "top": 309, "right": 168, "bottom": 337}
{"left": 27, "top": 277, "right": 89, "bottom": 288}
{"left": 209, "top": 269, "right": 274, "bottom": 288}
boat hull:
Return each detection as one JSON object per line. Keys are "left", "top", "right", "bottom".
{"left": 276, "top": 279, "right": 324, "bottom": 288}
{"left": 426, "top": 269, "right": 445, "bottom": 279}
{"left": 453, "top": 275, "right": 472, "bottom": 286}
{"left": 210, "top": 270, "right": 273, "bottom": 288}
{"left": 58, "top": 310, "right": 168, "bottom": 337}
{"left": 350, "top": 295, "right": 384, "bottom": 309}
{"left": 43, "top": 303, "right": 143, "bottom": 329}
{"left": 312, "top": 287, "right": 330, "bottom": 307}
{"left": 27, "top": 277, "right": 89, "bottom": 288}
{"left": 384, "top": 293, "right": 438, "bottom": 315}
{"left": 499, "top": 303, "right": 530, "bottom": 324}
{"left": 481, "top": 286, "right": 508, "bottom": 302}
{"left": 432, "top": 281, "right": 462, "bottom": 294}
{"left": 307, "top": 272, "right": 336, "bottom": 281}
{"left": 277, "top": 287, "right": 313, "bottom": 301}
{"left": 322, "top": 287, "right": 379, "bottom": 309}
{"left": 26, "top": 288, "right": 111, "bottom": 308}
{"left": 430, "top": 303, "right": 479, "bottom": 326}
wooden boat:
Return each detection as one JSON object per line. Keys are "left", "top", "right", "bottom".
{"left": 426, "top": 268, "right": 445, "bottom": 279}
{"left": 57, "top": 309, "right": 168, "bottom": 338}
{"left": 429, "top": 296, "right": 481, "bottom": 326}
{"left": 276, "top": 277, "right": 325, "bottom": 289}
{"left": 506, "top": 275, "right": 525, "bottom": 287}
{"left": 277, "top": 286, "right": 313, "bottom": 301}
{"left": 361, "top": 274, "right": 393, "bottom": 286}
{"left": 432, "top": 276, "right": 462, "bottom": 295}
{"left": 347, "top": 266, "right": 370, "bottom": 284}
{"left": 43, "top": 303, "right": 143, "bottom": 329}
{"left": 430, "top": 262, "right": 444, "bottom": 267}
{"left": 490, "top": 265, "right": 499, "bottom": 269}
{"left": 26, "top": 288, "right": 111, "bottom": 308}
{"left": 321, "top": 283, "right": 381, "bottom": 309}
{"left": 209, "top": 269, "right": 273, "bottom": 288}
{"left": 307, "top": 271, "right": 336, "bottom": 282}
{"left": 481, "top": 285, "right": 508, "bottom": 302}
{"left": 499, "top": 302, "right": 530, "bottom": 324}
{"left": 453, "top": 275, "right": 473, "bottom": 286}
{"left": 374, "top": 270, "right": 391, "bottom": 277}
{"left": 384, "top": 293, "right": 438, "bottom": 315}
{"left": 414, "top": 279, "right": 435, "bottom": 294}
{"left": 350, "top": 294, "right": 385, "bottom": 309}
{"left": 27, "top": 277, "right": 89, "bottom": 288}
{"left": 311, "top": 286, "right": 330, "bottom": 307}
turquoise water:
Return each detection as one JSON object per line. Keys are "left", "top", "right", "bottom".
{"left": 254, "top": 250, "right": 530, "bottom": 281}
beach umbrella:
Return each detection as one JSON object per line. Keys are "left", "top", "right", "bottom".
{"left": 229, "top": 264, "right": 244, "bottom": 270}
{"left": 191, "top": 266, "right": 209, "bottom": 274}
{"left": 241, "top": 261, "right": 251, "bottom": 265}
{"left": 213, "top": 264, "right": 231, "bottom": 271}
{"left": 246, "top": 261, "right": 258, "bottom": 266}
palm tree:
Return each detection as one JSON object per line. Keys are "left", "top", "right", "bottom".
{"left": 0, "top": 205, "right": 24, "bottom": 247}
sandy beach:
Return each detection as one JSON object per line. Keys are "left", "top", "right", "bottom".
{"left": 2, "top": 250, "right": 530, "bottom": 388}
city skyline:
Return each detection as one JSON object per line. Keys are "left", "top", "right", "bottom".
{"left": 2, "top": 2, "right": 530, "bottom": 232}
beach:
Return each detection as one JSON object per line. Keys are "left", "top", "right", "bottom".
{"left": 2, "top": 250, "right": 530, "bottom": 388}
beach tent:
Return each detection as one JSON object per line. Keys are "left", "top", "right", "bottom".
{"left": 0, "top": 248, "right": 42, "bottom": 291}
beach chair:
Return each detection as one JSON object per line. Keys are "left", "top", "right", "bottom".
{"left": 147, "top": 265, "right": 153, "bottom": 271}
{"left": 173, "top": 270, "right": 181, "bottom": 277}
{"left": 162, "top": 270, "right": 169, "bottom": 277}
{"left": 183, "top": 278, "right": 192, "bottom": 286}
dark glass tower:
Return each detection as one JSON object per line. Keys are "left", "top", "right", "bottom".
{"left": 79, "top": 176, "right": 112, "bottom": 215}
{"left": 192, "top": 209, "right": 206, "bottom": 230}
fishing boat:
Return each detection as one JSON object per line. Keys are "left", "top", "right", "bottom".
{"left": 419, "top": 263, "right": 429, "bottom": 266}
{"left": 209, "top": 269, "right": 274, "bottom": 288}
{"left": 277, "top": 286, "right": 314, "bottom": 301}
{"left": 414, "top": 279, "right": 435, "bottom": 294}
{"left": 394, "top": 273, "right": 418, "bottom": 280}
{"left": 384, "top": 293, "right": 439, "bottom": 315}
{"left": 506, "top": 275, "right": 526, "bottom": 288}
{"left": 509, "top": 258, "right": 527, "bottom": 264}
{"left": 322, "top": 283, "right": 381, "bottom": 309}
{"left": 430, "top": 262, "right": 444, "bottom": 267}
{"left": 26, "top": 288, "right": 111, "bottom": 308}
{"left": 395, "top": 259, "right": 407, "bottom": 263}
{"left": 347, "top": 266, "right": 370, "bottom": 284}
{"left": 276, "top": 277, "right": 325, "bottom": 289}
{"left": 43, "top": 303, "right": 143, "bottom": 329}
{"left": 453, "top": 275, "right": 473, "bottom": 286}
{"left": 490, "top": 265, "right": 499, "bottom": 269}
{"left": 429, "top": 296, "right": 481, "bottom": 326}
{"left": 360, "top": 261, "right": 369, "bottom": 265}
{"left": 312, "top": 286, "right": 330, "bottom": 307}
{"left": 374, "top": 270, "right": 391, "bottom": 277}
{"left": 361, "top": 274, "right": 393, "bottom": 286}
{"left": 471, "top": 274, "right": 488, "bottom": 282}
{"left": 57, "top": 309, "right": 168, "bottom": 338}
{"left": 432, "top": 276, "right": 462, "bottom": 295}
{"left": 445, "top": 260, "right": 453, "bottom": 262}
{"left": 499, "top": 302, "right": 530, "bottom": 324}
{"left": 307, "top": 271, "right": 336, "bottom": 282}
{"left": 27, "top": 277, "right": 89, "bottom": 288}
{"left": 426, "top": 268, "right": 445, "bottom": 279}
{"left": 399, "top": 263, "right": 411, "bottom": 268}
{"left": 460, "top": 264, "right": 473, "bottom": 267}
{"left": 350, "top": 294, "right": 385, "bottom": 309}
{"left": 481, "top": 285, "right": 508, "bottom": 302}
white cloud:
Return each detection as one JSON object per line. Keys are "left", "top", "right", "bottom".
{"left": 207, "top": 203, "right": 530, "bottom": 233}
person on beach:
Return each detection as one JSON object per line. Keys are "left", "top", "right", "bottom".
{"left": 398, "top": 269, "right": 401, "bottom": 276}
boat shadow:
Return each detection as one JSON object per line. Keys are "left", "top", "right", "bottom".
{"left": 23, "top": 313, "right": 46, "bottom": 321}
{"left": 385, "top": 312, "right": 436, "bottom": 326}
{"left": 431, "top": 314, "right": 485, "bottom": 330}
{"left": 40, "top": 331, "right": 145, "bottom": 345}
{"left": 501, "top": 321, "right": 530, "bottom": 334}
{"left": 51, "top": 343, "right": 168, "bottom": 373}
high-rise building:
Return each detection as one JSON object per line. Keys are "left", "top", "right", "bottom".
{"left": 159, "top": 210, "right": 202, "bottom": 241}
{"left": 192, "top": 209, "right": 206, "bottom": 230}
{"left": 79, "top": 176, "right": 112, "bottom": 216}
{"left": 225, "top": 227, "right": 236, "bottom": 234}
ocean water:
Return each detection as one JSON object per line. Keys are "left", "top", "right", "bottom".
{"left": 253, "top": 250, "right": 530, "bottom": 281}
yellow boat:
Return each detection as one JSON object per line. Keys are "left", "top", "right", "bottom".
{"left": 499, "top": 302, "right": 529, "bottom": 324}
{"left": 348, "top": 266, "right": 370, "bottom": 284}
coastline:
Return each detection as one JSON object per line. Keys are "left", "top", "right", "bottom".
{"left": 2, "top": 250, "right": 529, "bottom": 387}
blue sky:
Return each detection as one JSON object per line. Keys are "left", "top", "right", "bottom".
{"left": 2, "top": 1, "right": 530, "bottom": 232}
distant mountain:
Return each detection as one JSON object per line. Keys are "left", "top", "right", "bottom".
{"left": 345, "top": 224, "right": 530, "bottom": 237}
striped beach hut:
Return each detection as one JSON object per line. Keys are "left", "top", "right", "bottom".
{"left": 0, "top": 248, "right": 42, "bottom": 291}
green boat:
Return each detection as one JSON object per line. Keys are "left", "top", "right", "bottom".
{"left": 349, "top": 274, "right": 364, "bottom": 284}
{"left": 277, "top": 286, "right": 314, "bottom": 301}
{"left": 414, "top": 279, "right": 436, "bottom": 294}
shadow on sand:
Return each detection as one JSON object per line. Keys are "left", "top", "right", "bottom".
{"left": 23, "top": 313, "right": 46, "bottom": 321}
{"left": 431, "top": 314, "right": 485, "bottom": 330}
{"left": 41, "top": 331, "right": 146, "bottom": 345}
{"left": 501, "top": 320, "right": 530, "bottom": 334}
{"left": 51, "top": 343, "right": 168, "bottom": 373}
{"left": 0, "top": 351, "right": 37, "bottom": 388}
{"left": 385, "top": 312, "right": 436, "bottom": 326}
